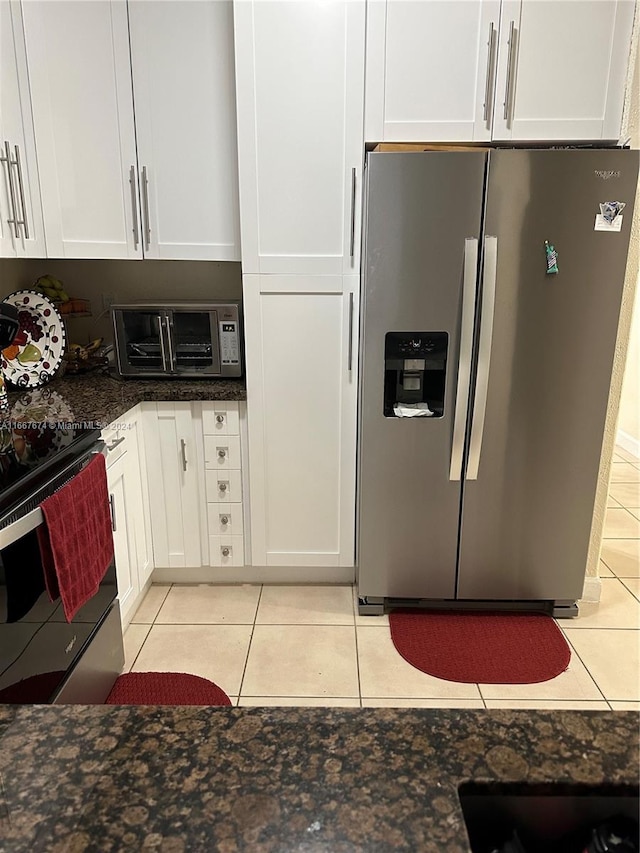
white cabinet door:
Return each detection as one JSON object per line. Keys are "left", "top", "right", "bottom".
{"left": 365, "top": 0, "right": 501, "bottom": 142}
{"left": 243, "top": 275, "right": 358, "bottom": 568}
{"left": 127, "top": 0, "right": 241, "bottom": 261}
{"left": 234, "top": 0, "right": 365, "bottom": 276}
{"left": 0, "top": 0, "right": 45, "bottom": 257}
{"left": 143, "top": 402, "right": 202, "bottom": 569}
{"left": 106, "top": 452, "right": 137, "bottom": 628}
{"left": 492, "top": 0, "right": 635, "bottom": 141}
{"left": 21, "top": 0, "right": 140, "bottom": 258}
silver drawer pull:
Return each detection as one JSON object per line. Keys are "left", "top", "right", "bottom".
{"left": 216, "top": 414, "right": 225, "bottom": 424}
{"left": 218, "top": 448, "right": 227, "bottom": 459}
{"left": 109, "top": 494, "right": 116, "bottom": 532}
{"left": 106, "top": 436, "right": 126, "bottom": 452}
{"left": 220, "top": 515, "right": 229, "bottom": 526}
{"left": 221, "top": 547, "right": 230, "bottom": 557}
{"left": 219, "top": 482, "right": 227, "bottom": 492}
{"left": 180, "top": 438, "right": 187, "bottom": 472}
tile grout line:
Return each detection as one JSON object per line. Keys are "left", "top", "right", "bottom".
{"left": 352, "top": 588, "right": 363, "bottom": 707}
{"left": 560, "top": 630, "right": 610, "bottom": 705}
{"left": 236, "top": 584, "right": 264, "bottom": 702}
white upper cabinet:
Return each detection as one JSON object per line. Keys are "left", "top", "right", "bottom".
{"left": 127, "top": 1, "right": 240, "bottom": 260}
{"left": 21, "top": 0, "right": 139, "bottom": 259}
{"left": 21, "top": 0, "right": 240, "bottom": 260}
{"left": 0, "top": 0, "right": 46, "bottom": 257}
{"left": 365, "top": 0, "right": 501, "bottom": 142}
{"left": 365, "top": 0, "right": 634, "bottom": 144}
{"left": 234, "top": 0, "right": 365, "bottom": 276}
{"left": 492, "top": 0, "right": 635, "bottom": 142}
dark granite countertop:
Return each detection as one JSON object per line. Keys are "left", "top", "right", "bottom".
{"left": 5, "top": 372, "right": 246, "bottom": 427}
{"left": 0, "top": 706, "right": 637, "bottom": 852}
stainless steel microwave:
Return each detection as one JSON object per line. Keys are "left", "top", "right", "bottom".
{"left": 111, "top": 301, "right": 243, "bottom": 378}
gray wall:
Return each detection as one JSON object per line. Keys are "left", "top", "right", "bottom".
{"left": 0, "top": 258, "right": 242, "bottom": 344}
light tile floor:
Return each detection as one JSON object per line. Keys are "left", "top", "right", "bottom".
{"left": 125, "top": 446, "right": 640, "bottom": 710}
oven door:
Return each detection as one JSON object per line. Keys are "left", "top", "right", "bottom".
{"left": 0, "top": 442, "right": 123, "bottom": 703}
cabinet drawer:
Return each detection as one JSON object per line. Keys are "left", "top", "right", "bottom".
{"left": 207, "top": 503, "right": 244, "bottom": 536}
{"left": 204, "top": 435, "right": 241, "bottom": 470}
{"left": 202, "top": 402, "right": 239, "bottom": 435}
{"left": 205, "top": 469, "right": 243, "bottom": 503}
{"left": 209, "top": 534, "right": 244, "bottom": 567}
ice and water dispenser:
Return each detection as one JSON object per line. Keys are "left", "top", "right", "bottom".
{"left": 383, "top": 332, "right": 448, "bottom": 418}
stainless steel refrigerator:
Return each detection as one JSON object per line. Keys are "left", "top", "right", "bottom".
{"left": 357, "top": 149, "right": 638, "bottom": 617}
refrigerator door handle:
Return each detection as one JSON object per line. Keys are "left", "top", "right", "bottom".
{"left": 467, "top": 235, "right": 498, "bottom": 480}
{"left": 450, "top": 238, "right": 479, "bottom": 481}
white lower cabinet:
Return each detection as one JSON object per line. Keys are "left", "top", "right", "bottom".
{"left": 243, "top": 275, "right": 358, "bottom": 573}
{"left": 103, "top": 410, "right": 151, "bottom": 629}
{"left": 142, "top": 402, "right": 202, "bottom": 568}
{"left": 142, "top": 401, "right": 246, "bottom": 577}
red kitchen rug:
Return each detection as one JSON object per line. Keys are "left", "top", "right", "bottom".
{"left": 389, "top": 611, "right": 571, "bottom": 684}
{"left": 105, "top": 672, "right": 232, "bottom": 706}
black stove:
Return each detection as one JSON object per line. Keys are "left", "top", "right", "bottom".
{"left": 0, "top": 423, "right": 101, "bottom": 521}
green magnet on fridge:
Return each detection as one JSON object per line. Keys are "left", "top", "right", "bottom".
{"left": 545, "top": 240, "right": 558, "bottom": 275}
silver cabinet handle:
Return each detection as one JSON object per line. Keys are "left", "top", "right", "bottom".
{"left": 164, "top": 315, "right": 175, "bottom": 371}
{"left": 220, "top": 515, "right": 229, "bottom": 526}
{"left": 129, "top": 165, "right": 140, "bottom": 250}
{"left": 141, "top": 165, "right": 151, "bottom": 250}
{"left": 483, "top": 23, "right": 497, "bottom": 126}
{"left": 218, "top": 448, "right": 227, "bottom": 459}
{"left": 1, "top": 140, "right": 20, "bottom": 238}
{"left": 349, "top": 167, "right": 357, "bottom": 259}
{"left": 109, "top": 494, "right": 116, "bottom": 532}
{"left": 221, "top": 547, "right": 230, "bottom": 557}
{"left": 450, "top": 238, "right": 479, "bottom": 481}
{"left": 157, "top": 314, "right": 168, "bottom": 372}
{"left": 12, "top": 144, "right": 29, "bottom": 239}
{"left": 106, "top": 436, "right": 126, "bottom": 452}
{"left": 180, "top": 438, "right": 187, "bottom": 472}
{"left": 216, "top": 414, "right": 224, "bottom": 424}
{"left": 348, "top": 292, "right": 354, "bottom": 372}
{"left": 503, "top": 20, "right": 517, "bottom": 124}
{"left": 219, "top": 482, "right": 227, "bottom": 492}
{"left": 467, "top": 236, "right": 498, "bottom": 481}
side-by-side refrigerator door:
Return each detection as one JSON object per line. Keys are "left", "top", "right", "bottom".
{"left": 457, "top": 149, "right": 638, "bottom": 603}
{"left": 357, "top": 151, "right": 486, "bottom": 599}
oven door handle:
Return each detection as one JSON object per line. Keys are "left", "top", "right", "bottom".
{"left": 0, "top": 507, "right": 44, "bottom": 549}
{"left": 0, "top": 444, "right": 105, "bottom": 549}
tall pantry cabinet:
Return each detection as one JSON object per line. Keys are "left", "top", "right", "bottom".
{"left": 234, "top": 0, "right": 365, "bottom": 574}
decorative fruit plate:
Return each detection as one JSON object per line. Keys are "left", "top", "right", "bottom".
{"left": 0, "top": 290, "right": 66, "bottom": 388}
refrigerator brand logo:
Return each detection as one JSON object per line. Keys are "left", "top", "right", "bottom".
{"left": 594, "top": 170, "right": 621, "bottom": 180}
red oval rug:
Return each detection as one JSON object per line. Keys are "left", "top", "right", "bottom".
{"left": 389, "top": 611, "right": 571, "bottom": 684}
{"left": 105, "top": 672, "right": 232, "bottom": 706}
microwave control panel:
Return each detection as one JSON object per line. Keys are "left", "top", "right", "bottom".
{"left": 219, "top": 320, "right": 240, "bottom": 365}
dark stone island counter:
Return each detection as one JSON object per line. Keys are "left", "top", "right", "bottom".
{"left": 5, "top": 372, "right": 246, "bottom": 428}
{"left": 0, "top": 706, "right": 637, "bottom": 852}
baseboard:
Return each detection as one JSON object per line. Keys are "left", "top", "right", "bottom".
{"left": 581, "top": 574, "right": 602, "bottom": 603}
{"left": 616, "top": 429, "right": 640, "bottom": 460}
{"left": 152, "top": 565, "right": 356, "bottom": 584}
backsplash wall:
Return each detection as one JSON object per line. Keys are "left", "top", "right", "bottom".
{"left": 0, "top": 259, "right": 242, "bottom": 345}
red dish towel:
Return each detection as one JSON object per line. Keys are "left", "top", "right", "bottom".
{"left": 37, "top": 453, "right": 114, "bottom": 623}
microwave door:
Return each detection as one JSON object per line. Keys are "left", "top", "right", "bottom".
{"left": 116, "top": 309, "right": 170, "bottom": 376}
{"left": 167, "top": 309, "right": 221, "bottom": 375}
